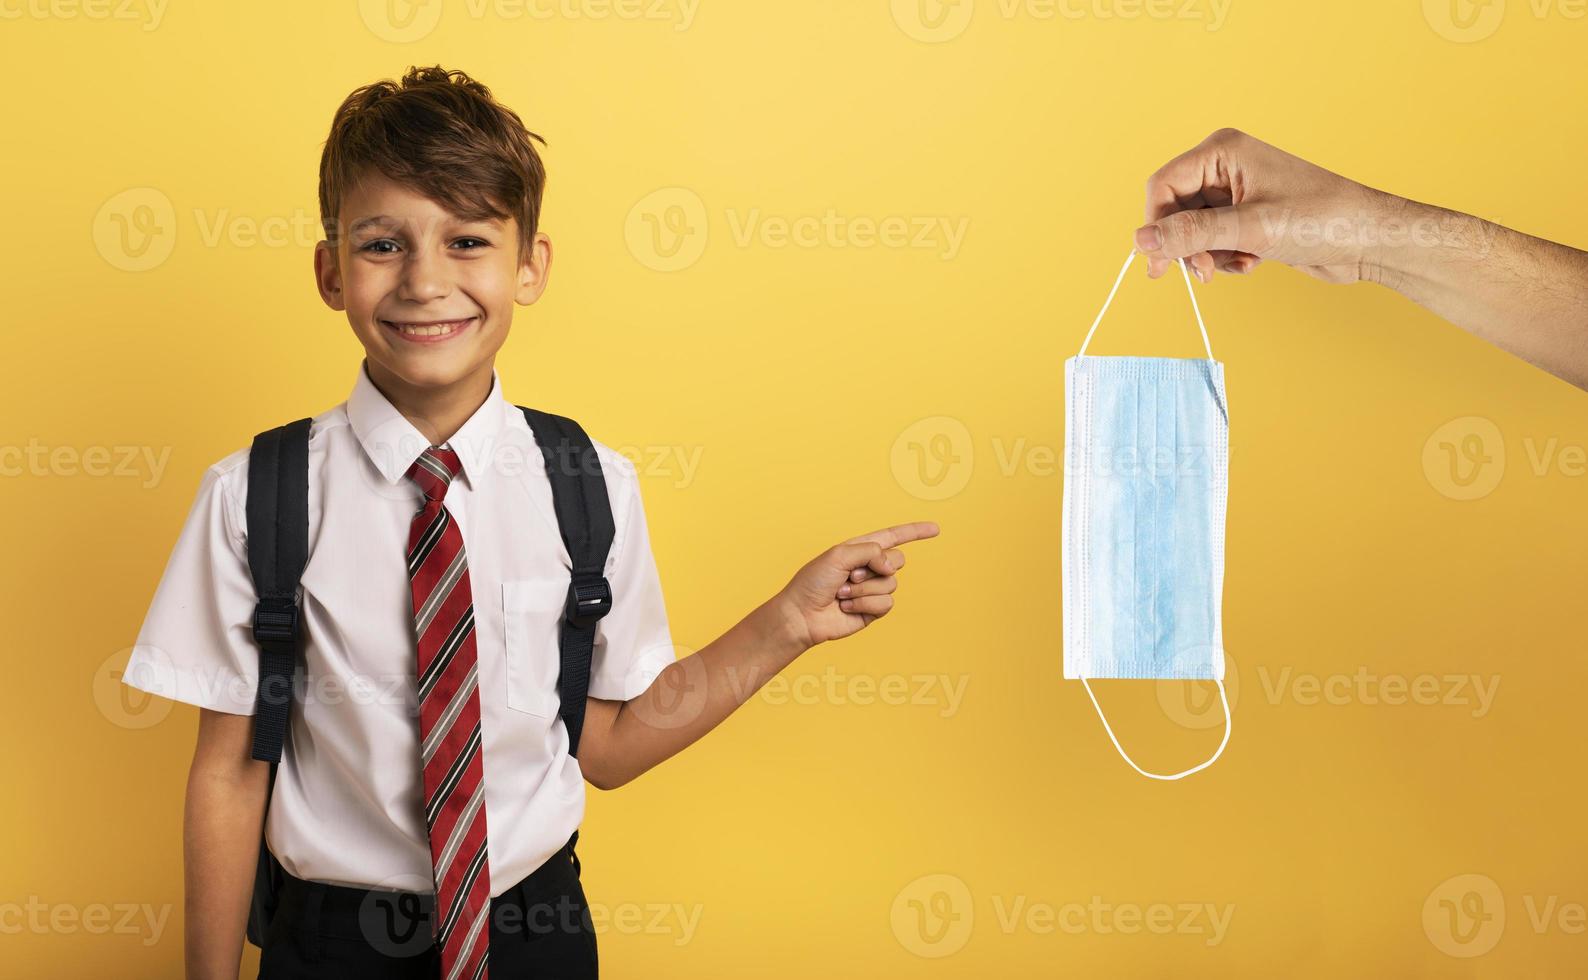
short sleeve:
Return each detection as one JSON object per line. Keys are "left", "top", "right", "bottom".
{"left": 121, "top": 454, "right": 261, "bottom": 715}
{"left": 588, "top": 458, "right": 677, "bottom": 701}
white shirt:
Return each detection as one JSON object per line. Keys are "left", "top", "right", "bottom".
{"left": 123, "top": 361, "right": 677, "bottom": 897}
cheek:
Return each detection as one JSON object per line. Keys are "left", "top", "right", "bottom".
{"left": 464, "top": 256, "right": 523, "bottom": 310}
{"left": 339, "top": 264, "right": 389, "bottom": 318}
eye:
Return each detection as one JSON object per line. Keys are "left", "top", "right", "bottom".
{"left": 451, "top": 237, "right": 491, "bottom": 250}
{"left": 358, "top": 239, "right": 400, "bottom": 254}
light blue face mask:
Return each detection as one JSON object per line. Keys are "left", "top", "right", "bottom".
{"left": 1062, "top": 250, "right": 1231, "bottom": 780}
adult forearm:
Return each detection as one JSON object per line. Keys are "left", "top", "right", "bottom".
{"left": 1134, "top": 129, "right": 1588, "bottom": 390}
{"left": 1367, "top": 194, "right": 1588, "bottom": 388}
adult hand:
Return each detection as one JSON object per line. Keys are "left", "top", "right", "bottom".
{"left": 1134, "top": 128, "right": 1397, "bottom": 285}
{"left": 1132, "top": 128, "right": 1588, "bottom": 389}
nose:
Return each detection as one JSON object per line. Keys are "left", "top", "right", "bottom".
{"left": 396, "top": 245, "right": 452, "bottom": 303}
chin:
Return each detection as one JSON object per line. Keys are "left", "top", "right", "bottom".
{"left": 384, "top": 356, "right": 480, "bottom": 390}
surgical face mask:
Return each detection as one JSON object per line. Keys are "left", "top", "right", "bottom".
{"left": 1062, "top": 250, "right": 1231, "bottom": 780}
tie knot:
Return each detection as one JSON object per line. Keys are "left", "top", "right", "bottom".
{"left": 407, "top": 446, "right": 461, "bottom": 502}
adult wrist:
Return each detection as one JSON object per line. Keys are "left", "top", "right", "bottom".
{"left": 1357, "top": 186, "right": 1419, "bottom": 287}
{"left": 1359, "top": 191, "right": 1496, "bottom": 298}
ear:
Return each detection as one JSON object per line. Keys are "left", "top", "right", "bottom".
{"left": 515, "top": 231, "right": 553, "bottom": 306}
{"left": 314, "top": 240, "right": 346, "bottom": 312}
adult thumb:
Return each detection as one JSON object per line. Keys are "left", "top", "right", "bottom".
{"left": 1135, "top": 204, "right": 1266, "bottom": 262}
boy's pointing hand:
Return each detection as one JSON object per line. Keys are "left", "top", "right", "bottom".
{"left": 769, "top": 521, "right": 941, "bottom": 650}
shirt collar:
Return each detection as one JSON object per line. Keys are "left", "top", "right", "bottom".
{"left": 346, "top": 360, "right": 509, "bottom": 489}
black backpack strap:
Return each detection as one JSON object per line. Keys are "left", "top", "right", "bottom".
{"left": 246, "top": 417, "right": 313, "bottom": 764}
{"left": 242, "top": 416, "right": 311, "bottom": 948}
{"left": 518, "top": 406, "right": 616, "bottom": 758}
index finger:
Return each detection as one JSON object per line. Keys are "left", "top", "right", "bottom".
{"left": 1144, "top": 138, "right": 1231, "bottom": 278}
{"left": 843, "top": 521, "right": 941, "bottom": 549}
{"left": 1145, "top": 144, "right": 1225, "bottom": 224}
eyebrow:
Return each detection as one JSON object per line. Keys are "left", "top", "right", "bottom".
{"left": 347, "top": 214, "right": 505, "bottom": 237}
{"left": 347, "top": 215, "right": 400, "bottom": 236}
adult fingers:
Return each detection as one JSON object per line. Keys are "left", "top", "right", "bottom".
{"left": 1136, "top": 204, "right": 1266, "bottom": 265}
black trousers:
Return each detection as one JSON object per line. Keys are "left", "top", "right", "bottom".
{"left": 258, "top": 832, "right": 597, "bottom": 979}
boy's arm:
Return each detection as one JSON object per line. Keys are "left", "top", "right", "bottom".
{"left": 184, "top": 708, "right": 270, "bottom": 980}
{"left": 577, "top": 522, "right": 939, "bottom": 790}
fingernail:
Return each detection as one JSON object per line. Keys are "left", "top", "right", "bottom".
{"left": 838, "top": 583, "right": 852, "bottom": 598}
{"left": 840, "top": 599, "right": 853, "bottom": 612}
{"left": 1134, "top": 224, "right": 1162, "bottom": 251}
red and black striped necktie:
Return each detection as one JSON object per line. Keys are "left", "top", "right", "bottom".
{"left": 406, "top": 445, "right": 492, "bottom": 980}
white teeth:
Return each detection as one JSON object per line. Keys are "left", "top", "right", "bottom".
{"left": 389, "top": 319, "right": 468, "bottom": 337}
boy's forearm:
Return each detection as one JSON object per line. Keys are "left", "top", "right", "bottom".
{"left": 184, "top": 761, "right": 269, "bottom": 979}
{"left": 583, "top": 599, "right": 809, "bottom": 789}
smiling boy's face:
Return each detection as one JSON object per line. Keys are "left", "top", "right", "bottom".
{"left": 314, "top": 171, "right": 550, "bottom": 396}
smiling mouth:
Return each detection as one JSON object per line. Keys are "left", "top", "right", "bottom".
{"left": 381, "top": 317, "right": 476, "bottom": 342}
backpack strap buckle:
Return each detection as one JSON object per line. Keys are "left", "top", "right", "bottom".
{"left": 252, "top": 596, "right": 300, "bottom": 646}
{"left": 565, "top": 571, "right": 613, "bottom": 629}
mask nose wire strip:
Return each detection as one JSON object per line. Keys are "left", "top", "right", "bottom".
{"left": 1076, "top": 249, "right": 1215, "bottom": 361}
{"left": 1081, "top": 678, "right": 1231, "bottom": 781}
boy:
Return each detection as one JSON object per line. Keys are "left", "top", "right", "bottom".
{"left": 123, "top": 65, "right": 937, "bottom": 980}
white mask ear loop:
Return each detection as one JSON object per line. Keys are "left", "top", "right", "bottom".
{"left": 1081, "top": 678, "right": 1231, "bottom": 780}
{"left": 1076, "top": 250, "right": 1214, "bottom": 360}
{"left": 1071, "top": 248, "right": 1227, "bottom": 780}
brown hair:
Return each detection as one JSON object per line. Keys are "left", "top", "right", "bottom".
{"left": 318, "top": 65, "right": 546, "bottom": 257}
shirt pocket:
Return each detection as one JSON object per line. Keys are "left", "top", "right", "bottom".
{"left": 502, "top": 579, "right": 564, "bottom": 718}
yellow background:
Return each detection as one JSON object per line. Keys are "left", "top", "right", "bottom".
{"left": 5, "top": 0, "right": 1587, "bottom": 975}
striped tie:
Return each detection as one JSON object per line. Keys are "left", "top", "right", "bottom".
{"left": 406, "top": 446, "right": 491, "bottom": 980}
